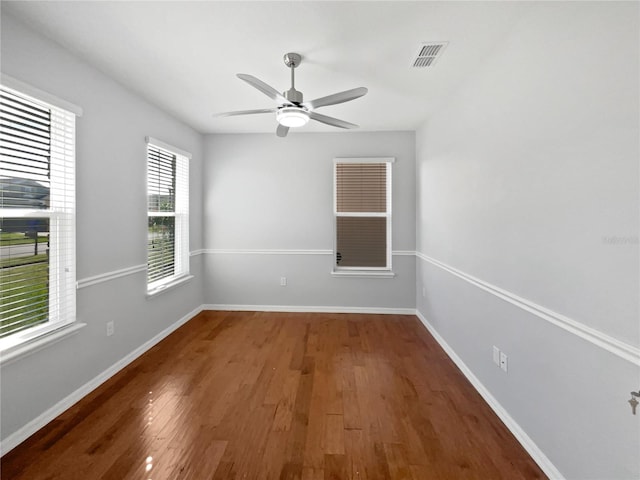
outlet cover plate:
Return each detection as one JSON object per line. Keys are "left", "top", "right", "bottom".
{"left": 492, "top": 346, "right": 500, "bottom": 366}
{"left": 500, "top": 352, "right": 508, "bottom": 372}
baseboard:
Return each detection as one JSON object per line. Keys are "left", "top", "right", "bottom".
{"left": 414, "top": 310, "right": 564, "bottom": 480}
{"left": 0, "top": 304, "right": 204, "bottom": 456}
{"left": 202, "top": 304, "right": 416, "bottom": 315}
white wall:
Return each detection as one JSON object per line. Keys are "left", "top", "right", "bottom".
{"left": 416, "top": 2, "right": 639, "bottom": 479}
{"left": 202, "top": 132, "right": 416, "bottom": 310}
{"left": 0, "top": 14, "right": 204, "bottom": 446}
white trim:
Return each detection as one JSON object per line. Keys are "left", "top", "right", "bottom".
{"left": 414, "top": 310, "right": 565, "bottom": 480}
{"left": 76, "top": 264, "right": 146, "bottom": 289}
{"left": 335, "top": 212, "right": 387, "bottom": 218}
{"left": 0, "top": 305, "right": 203, "bottom": 456}
{"left": 416, "top": 252, "right": 640, "bottom": 366}
{"left": 1, "top": 73, "right": 83, "bottom": 116}
{"left": 393, "top": 250, "right": 416, "bottom": 256}
{"left": 333, "top": 156, "right": 396, "bottom": 164}
{"left": 201, "top": 248, "right": 333, "bottom": 255}
{"left": 331, "top": 270, "right": 396, "bottom": 278}
{"left": 203, "top": 304, "right": 415, "bottom": 315}
{"left": 198, "top": 249, "right": 414, "bottom": 256}
{"left": 146, "top": 274, "right": 194, "bottom": 297}
{"left": 148, "top": 211, "right": 176, "bottom": 217}
{"left": 145, "top": 136, "right": 192, "bottom": 159}
{"left": 0, "top": 323, "right": 86, "bottom": 368}
{"left": 190, "top": 249, "right": 206, "bottom": 257}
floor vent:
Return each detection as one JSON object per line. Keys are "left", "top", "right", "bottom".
{"left": 413, "top": 42, "right": 448, "bottom": 68}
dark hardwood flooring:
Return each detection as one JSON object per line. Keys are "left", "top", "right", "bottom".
{"left": 1, "top": 311, "right": 547, "bottom": 479}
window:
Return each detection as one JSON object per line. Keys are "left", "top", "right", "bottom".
{"left": 333, "top": 157, "right": 394, "bottom": 273}
{"left": 0, "top": 84, "right": 77, "bottom": 348}
{"left": 146, "top": 137, "right": 190, "bottom": 293}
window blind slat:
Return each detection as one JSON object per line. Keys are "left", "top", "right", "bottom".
{"left": 1, "top": 126, "right": 51, "bottom": 147}
{"left": 0, "top": 92, "right": 50, "bottom": 118}
{"left": 0, "top": 112, "right": 51, "bottom": 135}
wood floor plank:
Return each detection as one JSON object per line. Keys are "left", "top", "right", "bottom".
{"left": 383, "top": 443, "right": 413, "bottom": 480}
{"left": 324, "top": 454, "right": 348, "bottom": 480}
{"left": 302, "top": 467, "right": 324, "bottom": 480}
{"left": 324, "top": 414, "right": 345, "bottom": 455}
{"left": 1, "top": 311, "right": 547, "bottom": 480}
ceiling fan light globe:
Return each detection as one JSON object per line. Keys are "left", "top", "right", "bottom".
{"left": 277, "top": 107, "right": 309, "bottom": 128}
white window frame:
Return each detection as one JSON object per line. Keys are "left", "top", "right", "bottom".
{"left": 145, "top": 137, "right": 191, "bottom": 295}
{"left": 0, "top": 77, "right": 82, "bottom": 359}
{"left": 332, "top": 157, "right": 395, "bottom": 277}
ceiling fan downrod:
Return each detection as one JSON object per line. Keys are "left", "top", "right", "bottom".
{"left": 283, "top": 52, "right": 303, "bottom": 104}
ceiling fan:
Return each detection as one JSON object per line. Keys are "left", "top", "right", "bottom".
{"left": 214, "top": 53, "right": 368, "bottom": 137}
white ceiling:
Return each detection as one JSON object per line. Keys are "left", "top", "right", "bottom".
{"left": 3, "top": 1, "right": 527, "bottom": 134}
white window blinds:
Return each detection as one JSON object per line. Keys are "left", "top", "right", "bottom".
{"left": 146, "top": 140, "right": 189, "bottom": 292}
{"left": 334, "top": 158, "right": 392, "bottom": 270}
{"left": 0, "top": 86, "right": 76, "bottom": 342}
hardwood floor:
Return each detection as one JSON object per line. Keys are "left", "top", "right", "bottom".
{"left": 1, "top": 311, "right": 547, "bottom": 479}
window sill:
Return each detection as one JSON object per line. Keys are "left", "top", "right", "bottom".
{"left": 146, "top": 274, "right": 194, "bottom": 298}
{"left": 331, "top": 270, "right": 396, "bottom": 278}
{"left": 0, "top": 322, "right": 87, "bottom": 367}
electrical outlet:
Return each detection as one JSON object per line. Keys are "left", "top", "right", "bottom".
{"left": 422, "top": 287, "right": 426, "bottom": 297}
{"left": 106, "top": 321, "right": 114, "bottom": 337}
{"left": 500, "top": 352, "right": 508, "bottom": 372}
{"left": 492, "top": 346, "right": 500, "bottom": 366}
{"left": 280, "top": 276, "right": 287, "bottom": 287}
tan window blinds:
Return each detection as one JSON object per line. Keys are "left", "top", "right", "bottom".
{"left": 335, "top": 161, "right": 391, "bottom": 269}
{"left": 336, "top": 163, "right": 387, "bottom": 213}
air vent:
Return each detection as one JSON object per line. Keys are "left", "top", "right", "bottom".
{"left": 412, "top": 42, "right": 448, "bottom": 68}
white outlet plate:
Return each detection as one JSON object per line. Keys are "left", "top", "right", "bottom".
{"left": 106, "top": 321, "right": 114, "bottom": 337}
{"left": 492, "top": 346, "right": 500, "bottom": 366}
{"left": 422, "top": 287, "right": 426, "bottom": 297}
{"left": 280, "top": 277, "right": 287, "bottom": 286}
{"left": 500, "top": 352, "right": 508, "bottom": 372}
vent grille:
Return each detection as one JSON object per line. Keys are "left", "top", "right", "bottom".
{"left": 413, "top": 42, "right": 448, "bottom": 68}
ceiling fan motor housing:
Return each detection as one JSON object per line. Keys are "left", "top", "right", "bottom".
{"left": 284, "top": 88, "right": 303, "bottom": 104}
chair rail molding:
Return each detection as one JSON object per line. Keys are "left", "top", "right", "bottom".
{"left": 76, "top": 264, "right": 146, "bottom": 289}
{"left": 200, "top": 249, "right": 416, "bottom": 256}
{"left": 416, "top": 252, "right": 640, "bottom": 366}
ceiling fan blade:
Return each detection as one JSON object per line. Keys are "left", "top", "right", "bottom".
{"left": 309, "top": 111, "right": 358, "bottom": 129}
{"left": 276, "top": 124, "right": 289, "bottom": 137}
{"left": 303, "top": 87, "right": 368, "bottom": 110}
{"left": 237, "top": 74, "right": 288, "bottom": 104}
{"left": 213, "top": 108, "right": 276, "bottom": 118}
